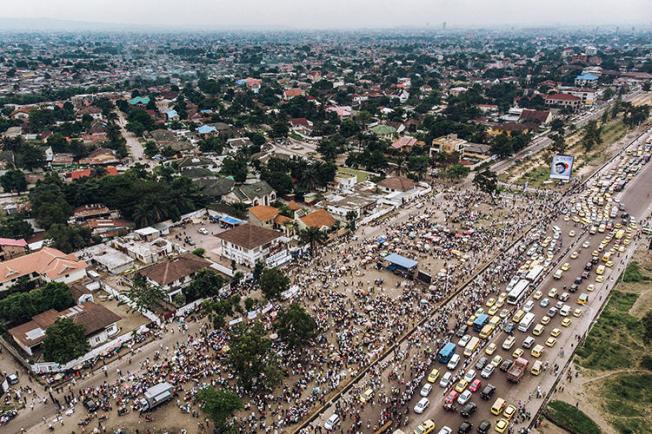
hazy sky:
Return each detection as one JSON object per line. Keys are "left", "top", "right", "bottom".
{"left": 2, "top": 0, "right": 651, "bottom": 29}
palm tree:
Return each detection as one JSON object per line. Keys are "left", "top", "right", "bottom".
{"left": 299, "top": 227, "right": 327, "bottom": 256}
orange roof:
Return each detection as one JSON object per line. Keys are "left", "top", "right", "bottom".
{"left": 249, "top": 205, "right": 279, "bottom": 222}
{"left": 274, "top": 215, "right": 292, "bottom": 225}
{"left": 105, "top": 166, "right": 118, "bottom": 176}
{"left": 71, "top": 168, "right": 92, "bottom": 180}
{"left": 300, "top": 209, "right": 336, "bottom": 229}
{"left": 0, "top": 247, "right": 87, "bottom": 284}
{"left": 286, "top": 200, "right": 301, "bottom": 211}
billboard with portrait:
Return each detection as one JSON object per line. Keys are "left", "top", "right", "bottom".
{"left": 550, "top": 155, "right": 574, "bottom": 181}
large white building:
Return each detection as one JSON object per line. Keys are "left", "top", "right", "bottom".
{"left": 215, "top": 224, "right": 289, "bottom": 268}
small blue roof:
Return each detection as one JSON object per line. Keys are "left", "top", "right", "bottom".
{"left": 576, "top": 73, "right": 598, "bottom": 80}
{"left": 235, "top": 79, "right": 247, "bottom": 86}
{"left": 129, "top": 96, "right": 150, "bottom": 106}
{"left": 384, "top": 253, "right": 418, "bottom": 269}
{"left": 166, "top": 109, "right": 178, "bottom": 118}
{"left": 196, "top": 125, "right": 217, "bottom": 134}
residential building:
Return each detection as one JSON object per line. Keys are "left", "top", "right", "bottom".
{"left": 0, "top": 238, "right": 28, "bottom": 261}
{"left": 377, "top": 176, "right": 417, "bottom": 193}
{"left": 9, "top": 302, "right": 121, "bottom": 356}
{"left": 298, "top": 209, "right": 338, "bottom": 232}
{"left": 137, "top": 253, "right": 212, "bottom": 301}
{"left": 431, "top": 133, "right": 467, "bottom": 155}
{"left": 223, "top": 180, "right": 276, "bottom": 207}
{"left": 544, "top": 93, "right": 582, "bottom": 110}
{"left": 0, "top": 247, "right": 87, "bottom": 292}
{"left": 215, "top": 223, "right": 288, "bottom": 268}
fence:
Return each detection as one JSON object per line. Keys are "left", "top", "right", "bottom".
{"left": 102, "top": 283, "right": 161, "bottom": 326}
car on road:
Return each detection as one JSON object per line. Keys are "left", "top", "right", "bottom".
{"left": 83, "top": 399, "right": 99, "bottom": 412}
{"left": 455, "top": 379, "right": 469, "bottom": 393}
{"left": 539, "top": 297, "right": 550, "bottom": 308}
{"left": 458, "top": 334, "right": 471, "bottom": 347}
{"left": 502, "top": 322, "right": 516, "bottom": 334}
{"left": 560, "top": 305, "right": 571, "bottom": 316}
{"left": 491, "top": 355, "right": 503, "bottom": 367}
{"left": 569, "top": 230, "right": 576, "bottom": 237}
{"left": 561, "top": 317, "right": 573, "bottom": 327}
{"left": 486, "top": 297, "right": 496, "bottom": 307}
{"left": 447, "top": 354, "right": 461, "bottom": 370}
{"left": 578, "top": 293, "right": 589, "bottom": 305}
{"left": 533, "top": 324, "right": 544, "bottom": 336}
{"left": 559, "top": 292, "right": 570, "bottom": 302}
{"left": 502, "top": 336, "right": 516, "bottom": 351}
{"left": 477, "top": 420, "right": 491, "bottom": 434}
{"left": 439, "top": 371, "right": 453, "bottom": 388}
{"left": 6, "top": 373, "right": 19, "bottom": 385}
{"left": 480, "top": 384, "right": 496, "bottom": 400}
{"left": 427, "top": 368, "right": 440, "bottom": 383}
{"left": 545, "top": 337, "right": 558, "bottom": 347}
{"left": 324, "top": 414, "right": 340, "bottom": 430}
{"left": 475, "top": 356, "right": 489, "bottom": 370}
{"left": 523, "top": 300, "right": 535, "bottom": 312}
{"left": 574, "top": 308, "right": 584, "bottom": 317}
{"left": 523, "top": 336, "right": 536, "bottom": 348}
{"left": 495, "top": 418, "right": 509, "bottom": 433}
{"left": 512, "top": 348, "right": 524, "bottom": 358}
{"left": 541, "top": 315, "right": 551, "bottom": 325}
{"left": 548, "top": 287, "right": 558, "bottom": 298}
{"left": 583, "top": 240, "right": 591, "bottom": 248}
{"left": 457, "top": 390, "right": 472, "bottom": 405}
{"left": 485, "top": 342, "right": 497, "bottom": 355}
{"left": 550, "top": 328, "right": 561, "bottom": 337}
{"left": 469, "top": 378, "right": 482, "bottom": 393}
{"left": 460, "top": 402, "right": 477, "bottom": 417}
{"left": 561, "top": 262, "right": 570, "bottom": 271}
{"left": 547, "top": 307, "right": 558, "bottom": 318}
{"left": 420, "top": 383, "right": 433, "bottom": 397}
{"left": 456, "top": 325, "right": 468, "bottom": 337}
{"left": 436, "top": 427, "right": 452, "bottom": 434}
{"left": 443, "top": 390, "right": 459, "bottom": 410}
{"left": 499, "top": 308, "right": 510, "bottom": 319}
{"left": 531, "top": 344, "right": 544, "bottom": 358}
{"left": 481, "top": 364, "right": 495, "bottom": 379}
{"left": 570, "top": 250, "right": 579, "bottom": 259}
{"left": 414, "top": 398, "right": 429, "bottom": 414}
{"left": 503, "top": 404, "right": 517, "bottom": 420}
{"left": 463, "top": 370, "right": 477, "bottom": 383}
{"left": 587, "top": 284, "right": 596, "bottom": 292}
{"left": 500, "top": 359, "right": 513, "bottom": 372}
{"left": 414, "top": 419, "right": 436, "bottom": 434}
{"left": 457, "top": 421, "right": 472, "bottom": 433}
{"left": 532, "top": 290, "right": 543, "bottom": 300}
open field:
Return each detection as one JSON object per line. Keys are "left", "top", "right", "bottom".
{"left": 544, "top": 400, "right": 602, "bottom": 434}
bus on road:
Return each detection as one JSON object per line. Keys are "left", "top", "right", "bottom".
{"left": 507, "top": 279, "right": 530, "bottom": 305}
{"left": 473, "top": 313, "right": 490, "bottom": 332}
{"left": 437, "top": 342, "right": 456, "bottom": 364}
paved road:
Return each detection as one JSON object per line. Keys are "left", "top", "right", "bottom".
{"left": 115, "top": 109, "right": 147, "bottom": 163}
{"left": 399, "top": 130, "right": 652, "bottom": 434}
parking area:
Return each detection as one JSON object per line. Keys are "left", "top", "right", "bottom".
{"left": 164, "top": 218, "right": 227, "bottom": 262}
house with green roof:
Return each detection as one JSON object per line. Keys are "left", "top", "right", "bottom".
{"left": 129, "top": 96, "right": 151, "bottom": 106}
{"left": 369, "top": 124, "right": 397, "bottom": 139}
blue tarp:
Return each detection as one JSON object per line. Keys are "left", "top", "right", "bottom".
{"left": 384, "top": 253, "right": 418, "bottom": 270}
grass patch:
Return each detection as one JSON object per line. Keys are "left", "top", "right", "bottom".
{"left": 575, "top": 291, "right": 645, "bottom": 370}
{"left": 544, "top": 400, "right": 601, "bottom": 434}
{"left": 623, "top": 262, "right": 650, "bottom": 283}
{"left": 600, "top": 373, "right": 652, "bottom": 434}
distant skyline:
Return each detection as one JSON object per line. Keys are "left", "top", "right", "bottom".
{"left": 1, "top": 0, "right": 651, "bottom": 30}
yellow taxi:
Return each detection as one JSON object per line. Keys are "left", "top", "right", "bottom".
{"left": 454, "top": 379, "right": 469, "bottom": 393}
{"left": 495, "top": 418, "right": 509, "bottom": 433}
{"left": 561, "top": 318, "right": 572, "bottom": 327}
{"left": 512, "top": 348, "right": 524, "bottom": 358}
{"left": 545, "top": 337, "right": 557, "bottom": 348}
{"left": 550, "top": 328, "right": 561, "bottom": 338}
{"left": 486, "top": 297, "right": 496, "bottom": 307}
{"left": 541, "top": 315, "right": 551, "bottom": 325}
{"left": 427, "top": 368, "right": 440, "bottom": 383}
{"left": 485, "top": 343, "right": 497, "bottom": 355}
{"left": 414, "top": 419, "right": 436, "bottom": 434}
{"left": 573, "top": 308, "right": 583, "bottom": 318}
{"left": 503, "top": 404, "right": 517, "bottom": 420}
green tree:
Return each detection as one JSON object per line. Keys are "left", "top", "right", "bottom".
{"left": 582, "top": 120, "right": 602, "bottom": 151}
{"left": 298, "top": 227, "right": 327, "bottom": 256}
{"left": 443, "top": 163, "right": 470, "bottom": 180}
{"left": 196, "top": 386, "right": 242, "bottom": 432}
{"left": 183, "top": 269, "right": 224, "bottom": 302}
{"left": 29, "top": 179, "right": 72, "bottom": 229}
{"left": 345, "top": 211, "right": 357, "bottom": 231}
{"left": 128, "top": 274, "right": 166, "bottom": 311}
{"left": 220, "top": 157, "right": 248, "bottom": 182}
{"left": 259, "top": 268, "right": 290, "bottom": 300}
{"left": 16, "top": 143, "right": 46, "bottom": 170}
{"left": 42, "top": 317, "right": 90, "bottom": 364}
{"left": 551, "top": 132, "right": 566, "bottom": 154}
{"left": 0, "top": 215, "right": 34, "bottom": 240}
{"left": 46, "top": 224, "right": 95, "bottom": 253}
{"left": 227, "top": 321, "right": 282, "bottom": 391}
{"left": 473, "top": 169, "right": 499, "bottom": 202}
{"left": 274, "top": 303, "right": 318, "bottom": 348}
{"left": 0, "top": 169, "right": 27, "bottom": 193}
{"left": 643, "top": 311, "right": 652, "bottom": 344}
{"left": 252, "top": 261, "right": 266, "bottom": 282}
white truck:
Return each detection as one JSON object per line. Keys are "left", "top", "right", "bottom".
{"left": 139, "top": 382, "right": 174, "bottom": 412}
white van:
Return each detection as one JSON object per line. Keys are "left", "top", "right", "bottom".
{"left": 518, "top": 312, "right": 536, "bottom": 332}
{"left": 553, "top": 269, "right": 563, "bottom": 280}
{"left": 447, "top": 353, "right": 461, "bottom": 370}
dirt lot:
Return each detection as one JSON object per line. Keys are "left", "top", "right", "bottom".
{"left": 164, "top": 218, "right": 227, "bottom": 262}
